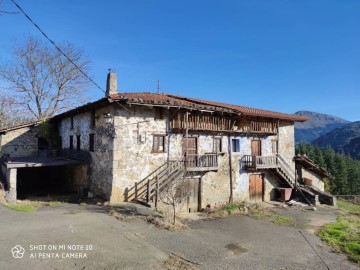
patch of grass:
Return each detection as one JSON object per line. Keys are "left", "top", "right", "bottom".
{"left": 249, "top": 209, "right": 295, "bottom": 226}
{"left": 223, "top": 204, "right": 240, "bottom": 211}
{"left": 337, "top": 200, "right": 360, "bottom": 216}
{"left": 2, "top": 200, "right": 67, "bottom": 212}
{"left": 318, "top": 216, "right": 360, "bottom": 264}
{"left": 4, "top": 204, "right": 36, "bottom": 212}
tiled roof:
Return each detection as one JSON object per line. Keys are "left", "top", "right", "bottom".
{"left": 0, "top": 120, "right": 40, "bottom": 133}
{"left": 111, "top": 92, "right": 307, "bottom": 122}
{"left": 295, "top": 154, "right": 334, "bottom": 178}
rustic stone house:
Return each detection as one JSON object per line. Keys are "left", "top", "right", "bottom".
{"left": 50, "top": 72, "right": 307, "bottom": 211}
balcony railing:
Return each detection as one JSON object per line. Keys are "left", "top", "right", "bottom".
{"left": 185, "top": 153, "right": 218, "bottom": 172}
{"left": 170, "top": 113, "right": 278, "bottom": 135}
{"left": 242, "top": 155, "right": 279, "bottom": 169}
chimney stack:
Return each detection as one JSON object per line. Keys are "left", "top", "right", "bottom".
{"left": 106, "top": 71, "right": 118, "bottom": 97}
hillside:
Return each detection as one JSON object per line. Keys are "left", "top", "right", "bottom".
{"left": 294, "top": 110, "right": 350, "bottom": 143}
{"left": 313, "top": 121, "right": 360, "bottom": 160}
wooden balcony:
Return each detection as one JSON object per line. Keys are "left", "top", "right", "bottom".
{"left": 242, "top": 155, "right": 279, "bottom": 170}
{"left": 170, "top": 112, "right": 278, "bottom": 135}
{"left": 236, "top": 121, "right": 278, "bottom": 134}
{"left": 185, "top": 153, "right": 218, "bottom": 172}
{"left": 170, "top": 113, "right": 236, "bottom": 132}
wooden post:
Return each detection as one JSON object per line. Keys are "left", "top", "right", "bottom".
{"left": 134, "top": 182, "right": 138, "bottom": 199}
{"left": 146, "top": 180, "right": 151, "bottom": 203}
{"left": 155, "top": 176, "right": 159, "bottom": 208}
{"left": 228, "top": 135, "right": 234, "bottom": 203}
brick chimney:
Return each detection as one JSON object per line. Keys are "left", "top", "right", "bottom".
{"left": 106, "top": 71, "right": 118, "bottom": 96}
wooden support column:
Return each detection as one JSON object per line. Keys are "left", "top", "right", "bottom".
{"left": 228, "top": 135, "right": 234, "bottom": 203}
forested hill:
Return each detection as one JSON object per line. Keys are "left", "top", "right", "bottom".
{"left": 297, "top": 143, "right": 360, "bottom": 195}
{"left": 313, "top": 121, "right": 360, "bottom": 160}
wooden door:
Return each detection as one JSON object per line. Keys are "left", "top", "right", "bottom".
{"left": 251, "top": 140, "right": 261, "bottom": 156}
{"left": 249, "top": 174, "right": 263, "bottom": 203}
{"left": 183, "top": 137, "right": 198, "bottom": 166}
{"left": 186, "top": 179, "right": 200, "bottom": 213}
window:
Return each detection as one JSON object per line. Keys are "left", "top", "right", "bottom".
{"left": 153, "top": 135, "right": 165, "bottom": 153}
{"left": 232, "top": 138, "right": 240, "bottom": 152}
{"left": 91, "top": 110, "right": 96, "bottom": 127}
{"left": 271, "top": 140, "right": 278, "bottom": 154}
{"left": 70, "top": 116, "right": 74, "bottom": 129}
{"left": 89, "top": 134, "right": 95, "bottom": 152}
{"left": 213, "top": 137, "right": 222, "bottom": 153}
{"left": 59, "top": 136, "right": 62, "bottom": 149}
{"left": 77, "top": 135, "right": 81, "bottom": 150}
{"left": 69, "top": 135, "right": 73, "bottom": 150}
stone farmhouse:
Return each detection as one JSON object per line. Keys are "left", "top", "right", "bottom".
{"left": 1, "top": 72, "right": 313, "bottom": 211}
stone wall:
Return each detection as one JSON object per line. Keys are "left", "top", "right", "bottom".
{"left": 301, "top": 168, "right": 325, "bottom": 192}
{"left": 0, "top": 126, "right": 39, "bottom": 158}
{"left": 59, "top": 105, "right": 115, "bottom": 199}
{"left": 58, "top": 103, "right": 297, "bottom": 209}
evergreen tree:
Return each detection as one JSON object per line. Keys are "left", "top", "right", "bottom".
{"left": 333, "top": 155, "right": 349, "bottom": 195}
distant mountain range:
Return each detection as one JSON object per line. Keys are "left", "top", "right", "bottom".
{"left": 313, "top": 121, "right": 360, "bottom": 160}
{"left": 294, "top": 110, "right": 360, "bottom": 160}
{"left": 294, "top": 110, "right": 350, "bottom": 143}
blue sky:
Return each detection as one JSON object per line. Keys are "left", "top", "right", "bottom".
{"left": 1, "top": 0, "right": 359, "bottom": 121}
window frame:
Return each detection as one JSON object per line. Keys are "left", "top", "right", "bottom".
{"left": 70, "top": 116, "right": 74, "bottom": 129}
{"left": 89, "top": 134, "right": 95, "bottom": 152}
{"left": 213, "top": 137, "right": 222, "bottom": 153}
{"left": 69, "top": 135, "right": 74, "bottom": 150}
{"left": 76, "top": 135, "right": 81, "bottom": 151}
{"left": 152, "top": 134, "right": 166, "bottom": 153}
{"left": 271, "top": 139, "right": 278, "bottom": 154}
{"left": 91, "top": 110, "right": 96, "bottom": 128}
{"left": 232, "top": 138, "right": 240, "bottom": 152}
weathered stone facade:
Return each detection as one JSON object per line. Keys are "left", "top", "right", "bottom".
{"left": 0, "top": 126, "right": 39, "bottom": 158}
{"left": 58, "top": 102, "right": 297, "bottom": 209}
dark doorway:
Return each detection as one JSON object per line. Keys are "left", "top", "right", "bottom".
{"left": 17, "top": 166, "right": 76, "bottom": 200}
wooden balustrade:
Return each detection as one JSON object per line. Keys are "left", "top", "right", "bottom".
{"left": 185, "top": 154, "right": 218, "bottom": 171}
{"left": 170, "top": 113, "right": 277, "bottom": 134}
{"left": 243, "top": 155, "right": 278, "bottom": 169}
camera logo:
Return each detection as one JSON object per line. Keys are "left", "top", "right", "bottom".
{"left": 11, "top": 245, "right": 25, "bottom": 259}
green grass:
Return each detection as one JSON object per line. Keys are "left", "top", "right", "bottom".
{"left": 337, "top": 200, "right": 360, "bottom": 216}
{"left": 249, "top": 209, "right": 295, "bottom": 226}
{"left": 318, "top": 216, "right": 360, "bottom": 264}
{"left": 3, "top": 200, "right": 67, "bottom": 212}
{"left": 4, "top": 204, "right": 37, "bottom": 212}
{"left": 223, "top": 204, "right": 240, "bottom": 211}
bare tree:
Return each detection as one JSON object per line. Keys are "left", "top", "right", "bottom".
{"left": 160, "top": 176, "right": 192, "bottom": 225}
{"left": 0, "top": 92, "right": 32, "bottom": 128}
{"left": 0, "top": 36, "right": 90, "bottom": 120}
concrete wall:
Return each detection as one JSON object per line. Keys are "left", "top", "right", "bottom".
{"left": 0, "top": 126, "right": 39, "bottom": 158}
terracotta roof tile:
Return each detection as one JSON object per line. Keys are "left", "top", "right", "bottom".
{"left": 110, "top": 92, "right": 307, "bottom": 122}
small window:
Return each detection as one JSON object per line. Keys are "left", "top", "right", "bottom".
{"left": 69, "top": 135, "right": 73, "bottom": 150}
{"left": 91, "top": 110, "right": 96, "bottom": 127}
{"left": 59, "top": 136, "right": 62, "bottom": 149}
{"left": 271, "top": 140, "right": 278, "bottom": 154}
{"left": 89, "top": 134, "right": 95, "bottom": 152}
{"left": 153, "top": 135, "right": 165, "bottom": 153}
{"left": 232, "top": 138, "right": 240, "bottom": 152}
{"left": 213, "top": 137, "right": 222, "bottom": 153}
{"left": 77, "top": 135, "right": 81, "bottom": 150}
{"left": 70, "top": 116, "right": 74, "bottom": 129}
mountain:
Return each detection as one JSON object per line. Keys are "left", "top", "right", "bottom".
{"left": 294, "top": 110, "right": 350, "bottom": 143}
{"left": 313, "top": 121, "right": 360, "bottom": 160}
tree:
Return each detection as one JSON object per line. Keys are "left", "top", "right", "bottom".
{"left": 0, "top": 36, "right": 90, "bottom": 120}
{"left": 160, "top": 175, "right": 192, "bottom": 225}
{"left": 333, "top": 155, "right": 349, "bottom": 195}
{"left": 0, "top": 92, "right": 32, "bottom": 128}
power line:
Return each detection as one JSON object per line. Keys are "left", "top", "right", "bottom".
{"left": 10, "top": 0, "right": 133, "bottom": 114}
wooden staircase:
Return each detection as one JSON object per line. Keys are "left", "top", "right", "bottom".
{"left": 125, "top": 160, "right": 185, "bottom": 207}
{"left": 243, "top": 154, "right": 295, "bottom": 188}
{"left": 125, "top": 154, "right": 219, "bottom": 208}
